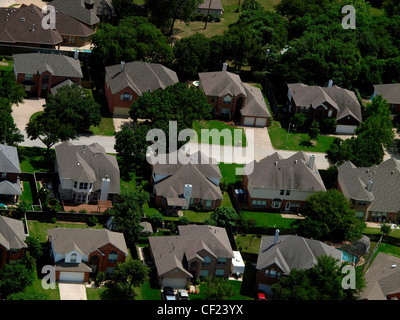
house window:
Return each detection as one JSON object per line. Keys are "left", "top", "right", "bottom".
{"left": 1, "top": 172, "right": 6, "bottom": 179}
{"left": 210, "top": 96, "right": 216, "bottom": 103}
{"left": 269, "top": 269, "right": 277, "bottom": 278}
{"left": 200, "top": 270, "right": 209, "bottom": 278}
{"left": 70, "top": 253, "right": 77, "bottom": 263}
{"left": 223, "top": 96, "right": 232, "bottom": 104}
{"left": 221, "top": 108, "right": 230, "bottom": 114}
{"left": 215, "top": 269, "right": 225, "bottom": 277}
{"left": 286, "top": 190, "right": 290, "bottom": 196}
{"left": 217, "top": 258, "right": 226, "bottom": 265}
{"left": 272, "top": 201, "right": 281, "bottom": 209}
{"left": 357, "top": 201, "right": 366, "bottom": 206}
{"left": 10, "top": 249, "right": 18, "bottom": 255}
{"left": 121, "top": 93, "right": 133, "bottom": 101}
{"left": 106, "top": 267, "right": 114, "bottom": 275}
{"left": 25, "top": 74, "right": 33, "bottom": 81}
{"left": 280, "top": 190, "right": 284, "bottom": 195}
{"left": 204, "top": 200, "right": 212, "bottom": 210}
{"left": 74, "top": 181, "right": 78, "bottom": 188}
{"left": 328, "top": 110, "right": 333, "bottom": 118}
{"left": 108, "top": 251, "right": 118, "bottom": 263}
{"left": 202, "top": 256, "right": 211, "bottom": 266}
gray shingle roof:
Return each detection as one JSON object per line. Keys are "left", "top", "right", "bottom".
{"left": 240, "top": 83, "right": 271, "bottom": 118}
{"left": 288, "top": 83, "right": 362, "bottom": 123}
{"left": 0, "top": 216, "right": 27, "bottom": 251}
{"left": 48, "top": 228, "right": 128, "bottom": 256}
{"left": 199, "top": 71, "right": 246, "bottom": 98}
{"left": 338, "top": 158, "right": 400, "bottom": 213}
{"left": 105, "top": 61, "right": 179, "bottom": 95}
{"left": 0, "top": 4, "right": 64, "bottom": 46}
{"left": 55, "top": 141, "right": 120, "bottom": 194}
{"left": 13, "top": 53, "right": 83, "bottom": 79}
{"left": 0, "top": 144, "right": 21, "bottom": 174}
{"left": 49, "top": 0, "right": 105, "bottom": 26}
{"left": 373, "top": 84, "right": 400, "bottom": 104}
{"left": 149, "top": 225, "right": 234, "bottom": 277}
{"left": 153, "top": 150, "right": 223, "bottom": 203}
{"left": 0, "top": 180, "right": 22, "bottom": 196}
{"left": 198, "top": 0, "right": 223, "bottom": 10}
{"left": 359, "top": 252, "right": 400, "bottom": 300}
{"left": 245, "top": 151, "right": 326, "bottom": 193}
{"left": 256, "top": 234, "right": 343, "bottom": 274}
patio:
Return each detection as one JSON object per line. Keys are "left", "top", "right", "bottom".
{"left": 62, "top": 200, "right": 113, "bottom": 213}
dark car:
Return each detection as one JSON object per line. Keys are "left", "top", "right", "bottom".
{"left": 163, "top": 287, "right": 176, "bottom": 300}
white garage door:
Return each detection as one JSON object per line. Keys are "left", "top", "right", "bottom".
{"left": 255, "top": 118, "right": 267, "bottom": 127}
{"left": 258, "top": 283, "right": 272, "bottom": 296}
{"left": 162, "top": 278, "right": 187, "bottom": 289}
{"left": 336, "top": 125, "right": 357, "bottom": 134}
{"left": 59, "top": 272, "right": 85, "bottom": 282}
{"left": 243, "top": 117, "right": 255, "bottom": 126}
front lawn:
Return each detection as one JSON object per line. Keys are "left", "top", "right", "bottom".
{"left": 192, "top": 120, "right": 247, "bottom": 146}
{"left": 189, "top": 279, "right": 253, "bottom": 300}
{"left": 267, "top": 121, "right": 336, "bottom": 153}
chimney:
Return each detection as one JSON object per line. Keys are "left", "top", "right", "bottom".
{"left": 183, "top": 184, "right": 192, "bottom": 210}
{"left": 100, "top": 176, "right": 110, "bottom": 201}
{"left": 74, "top": 50, "right": 79, "bottom": 60}
{"left": 120, "top": 61, "right": 125, "bottom": 73}
{"left": 308, "top": 154, "right": 315, "bottom": 169}
{"left": 274, "top": 229, "right": 280, "bottom": 245}
{"left": 328, "top": 79, "right": 333, "bottom": 88}
{"left": 222, "top": 62, "right": 228, "bottom": 72}
{"left": 366, "top": 180, "right": 373, "bottom": 192}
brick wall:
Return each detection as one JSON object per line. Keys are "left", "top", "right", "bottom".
{"left": 104, "top": 81, "right": 138, "bottom": 116}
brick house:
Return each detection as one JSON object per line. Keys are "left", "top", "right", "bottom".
{"left": 198, "top": 69, "right": 271, "bottom": 126}
{"left": 337, "top": 158, "right": 400, "bottom": 223}
{"left": 372, "top": 83, "right": 400, "bottom": 123}
{"left": 0, "top": 144, "right": 22, "bottom": 204}
{"left": 255, "top": 231, "right": 343, "bottom": 297}
{"left": 104, "top": 61, "right": 179, "bottom": 116}
{"left": 242, "top": 151, "right": 326, "bottom": 213}
{"left": 287, "top": 83, "right": 362, "bottom": 134}
{"left": 149, "top": 225, "right": 234, "bottom": 289}
{"left": 0, "top": 216, "right": 27, "bottom": 268}
{"left": 150, "top": 150, "right": 223, "bottom": 213}
{"left": 13, "top": 52, "right": 83, "bottom": 98}
{"left": 48, "top": 228, "right": 128, "bottom": 282}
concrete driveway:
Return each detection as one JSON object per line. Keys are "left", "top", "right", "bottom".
{"left": 11, "top": 98, "right": 45, "bottom": 131}
{"left": 58, "top": 282, "right": 87, "bottom": 300}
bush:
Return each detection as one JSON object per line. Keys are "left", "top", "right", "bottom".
{"left": 87, "top": 215, "right": 98, "bottom": 227}
{"left": 320, "top": 118, "right": 337, "bottom": 134}
{"left": 51, "top": 217, "right": 57, "bottom": 224}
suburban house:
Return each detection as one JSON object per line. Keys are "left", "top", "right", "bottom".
{"left": 104, "top": 61, "right": 179, "bottom": 116}
{"left": 358, "top": 252, "right": 400, "bottom": 300}
{"left": 150, "top": 150, "right": 223, "bottom": 212}
{"left": 148, "top": 224, "right": 234, "bottom": 289}
{"left": 255, "top": 231, "right": 343, "bottom": 297}
{"left": 55, "top": 141, "right": 120, "bottom": 205}
{"left": 337, "top": 158, "right": 400, "bottom": 223}
{"left": 13, "top": 52, "right": 83, "bottom": 98}
{"left": 242, "top": 151, "right": 326, "bottom": 212}
{"left": 0, "top": 216, "right": 27, "bottom": 268}
{"left": 0, "top": 144, "right": 22, "bottom": 204}
{"left": 0, "top": 4, "right": 95, "bottom": 48}
{"left": 198, "top": 68, "right": 271, "bottom": 127}
{"left": 286, "top": 82, "right": 362, "bottom": 134}
{"left": 49, "top": 0, "right": 116, "bottom": 30}
{"left": 372, "top": 83, "right": 400, "bottom": 122}
{"left": 47, "top": 228, "right": 128, "bottom": 282}
{"left": 195, "top": 0, "right": 224, "bottom": 18}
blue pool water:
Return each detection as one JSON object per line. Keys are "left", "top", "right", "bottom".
{"left": 340, "top": 250, "right": 359, "bottom": 264}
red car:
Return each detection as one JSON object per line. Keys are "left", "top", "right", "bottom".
{"left": 257, "top": 292, "right": 266, "bottom": 300}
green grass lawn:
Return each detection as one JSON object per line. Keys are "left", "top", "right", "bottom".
{"left": 242, "top": 211, "right": 297, "bottom": 229}
{"left": 363, "top": 227, "right": 400, "bottom": 238}
{"left": 20, "top": 181, "right": 33, "bottom": 205}
{"left": 19, "top": 271, "right": 60, "bottom": 300}
{"left": 189, "top": 279, "right": 253, "bottom": 300}
{"left": 192, "top": 120, "right": 247, "bottom": 146}
{"left": 219, "top": 162, "right": 244, "bottom": 185}
{"left": 235, "top": 234, "right": 262, "bottom": 254}
{"left": 221, "top": 191, "right": 233, "bottom": 207}
{"left": 267, "top": 121, "right": 336, "bottom": 153}
{"left": 89, "top": 90, "right": 115, "bottom": 136}
{"left": 0, "top": 59, "right": 13, "bottom": 72}
{"left": 18, "top": 146, "right": 54, "bottom": 173}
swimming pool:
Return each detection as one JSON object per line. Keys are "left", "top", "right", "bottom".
{"left": 340, "top": 249, "right": 359, "bottom": 264}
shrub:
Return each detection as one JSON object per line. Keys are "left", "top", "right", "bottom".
{"left": 87, "top": 215, "right": 98, "bottom": 227}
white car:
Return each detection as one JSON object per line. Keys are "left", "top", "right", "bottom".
{"left": 178, "top": 289, "right": 189, "bottom": 300}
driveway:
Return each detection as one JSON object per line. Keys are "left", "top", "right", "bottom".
{"left": 12, "top": 98, "right": 45, "bottom": 131}
{"left": 58, "top": 282, "right": 87, "bottom": 300}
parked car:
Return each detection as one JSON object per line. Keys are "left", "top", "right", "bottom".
{"left": 178, "top": 289, "right": 189, "bottom": 300}
{"left": 257, "top": 291, "right": 266, "bottom": 300}
{"left": 163, "top": 286, "right": 176, "bottom": 300}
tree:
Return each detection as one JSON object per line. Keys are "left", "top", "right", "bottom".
{"left": 147, "top": 211, "right": 164, "bottom": 229}
{"left": 0, "top": 99, "right": 24, "bottom": 146}
{"left": 109, "top": 258, "right": 149, "bottom": 296}
{"left": 308, "top": 121, "right": 320, "bottom": 141}
{"left": 202, "top": 277, "right": 235, "bottom": 300}
{"left": 90, "top": 16, "right": 174, "bottom": 68}
{"left": 25, "top": 112, "right": 77, "bottom": 152}
{"left": 25, "top": 236, "right": 43, "bottom": 260}
{"left": 44, "top": 84, "right": 101, "bottom": 133}
{"left": 206, "top": 207, "right": 241, "bottom": 230}
{"left": 272, "top": 255, "right": 365, "bottom": 300}
{"left": 145, "top": 0, "right": 203, "bottom": 35}
{"left": 380, "top": 223, "right": 392, "bottom": 236}
{"left": 0, "top": 71, "right": 25, "bottom": 105}
{"left": 295, "top": 190, "right": 364, "bottom": 242}
{"left": 0, "top": 260, "right": 34, "bottom": 299}
{"left": 173, "top": 33, "right": 211, "bottom": 80}
{"left": 106, "top": 189, "right": 148, "bottom": 245}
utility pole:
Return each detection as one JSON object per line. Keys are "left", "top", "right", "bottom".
{"left": 204, "top": 0, "right": 212, "bottom": 30}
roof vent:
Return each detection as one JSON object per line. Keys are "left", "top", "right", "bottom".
{"left": 274, "top": 161, "right": 278, "bottom": 166}
{"left": 366, "top": 180, "right": 373, "bottom": 192}
{"left": 21, "top": 17, "right": 25, "bottom": 22}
